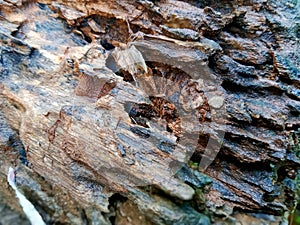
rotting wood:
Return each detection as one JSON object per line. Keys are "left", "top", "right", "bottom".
{"left": 0, "top": 0, "right": 299, "bottom": 224}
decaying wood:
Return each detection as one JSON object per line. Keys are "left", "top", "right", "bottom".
{"left": 0, "top": 0, "right": 299, "bottom": 224}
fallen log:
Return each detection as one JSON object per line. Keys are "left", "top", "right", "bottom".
{"left": 0, "top": 0, "right": 299, "bottom": 224}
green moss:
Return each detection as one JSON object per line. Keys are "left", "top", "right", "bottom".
{"left": 291, "top": 209, "right": 300, "bottom": 225}
{"left": 188, "top": 160, "right": 199, "bottom": 170}
{"left": 287, "top": 129, "right": 300, "bottom": 157}
{"left": 290, "top": 170, "right": 300, "bottom": 224}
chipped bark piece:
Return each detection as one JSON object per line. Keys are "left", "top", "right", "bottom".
{"left": 50, "top": 2, "right": 87, "bottom": 22}
{"left": 160, "top": 25, "right": 199, "bottom": 41}
{"left": 0, "top": 31, "right": 32, "bottom": 55}
{"left": 112, "top": 45, "right": 148, "bottom": 77}
{"left": 74, "top": 73, "right": 116, "bottom": 99}
{"left": 87, "top": 18, "right": 106, "bottom": 34}
{"left": 219, "top": 32, "right": 271, "bottom": 65}
{"left": 208, "top": 96, "right": 224, "bottom": 109}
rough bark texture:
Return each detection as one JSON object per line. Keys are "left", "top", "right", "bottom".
{"left": 0, "top": 0, "right": 299, "bottom": 225}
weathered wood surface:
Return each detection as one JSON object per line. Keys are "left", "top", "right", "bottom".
{"left": 0, "top": 0, "right": 299, "bottom": 224}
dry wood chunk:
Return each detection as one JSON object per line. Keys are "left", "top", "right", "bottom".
{"left": 74, "top": 73, "right": 116, "bottom": 99}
